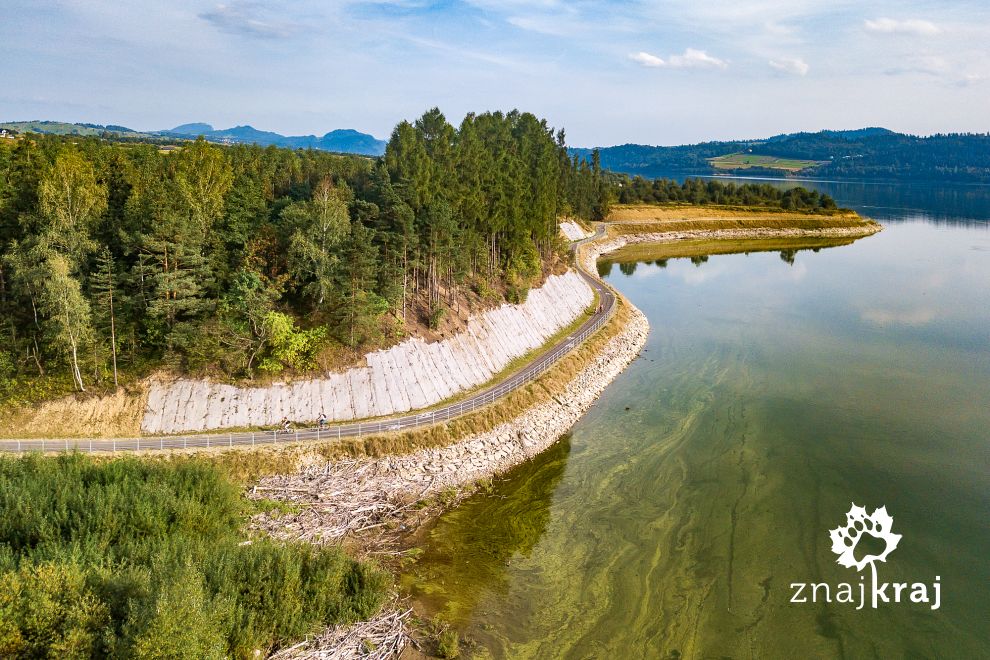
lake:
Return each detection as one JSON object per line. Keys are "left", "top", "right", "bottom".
{"left": 403, "top": 183, "right": 990, "bottom": 658}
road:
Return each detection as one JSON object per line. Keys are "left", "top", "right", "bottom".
{"left": 0, "top": 225, "right": 615, "bottom": 453}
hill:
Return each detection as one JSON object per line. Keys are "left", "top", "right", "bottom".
{"left": 0, "top": 120, "right": 388, "bottom": 156}
{"left": 573, "top": 129, "right": 990, "bottom": 182}
{"left": 158, "top": 123, "right": 388, "bottom": 155}
{"left": 0, "top": 120, "right": 151, "bottom": 138}
{"left": 168, "top": 122, "right": 214, "bottom": 135}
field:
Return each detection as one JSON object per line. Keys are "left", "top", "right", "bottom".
{"left": 708, "top": 152, "right": 825, "bottom": 172}
{"left": 605, "top": 204, "right": 875, "bottom": 234}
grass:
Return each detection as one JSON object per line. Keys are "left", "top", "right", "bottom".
{"left": 0, "top": 453, "right": 389, "bottom": 658}
{"left": 708, "top": 152, "right": 825, "bottom": 172}
{"left": 0, "top": 265, "right": 577, "bottom": 440}
{"left": 604, "top": 203, "right": 877, "bottom": 235}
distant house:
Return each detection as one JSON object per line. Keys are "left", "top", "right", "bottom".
{"left": 0, "top": 129, "right": 16, "bottom": 139}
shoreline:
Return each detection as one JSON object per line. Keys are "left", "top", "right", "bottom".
{"left": 252, "top": 222, "right": 882, "bottom": 544}
{"left": 249, "top": 302, "right": 648, "bottom": 542}
{"left": 248, "top": 220, "right": 882, "bottom": 656}
{"left": 580, "top": 224, "right": 882, "bottom": 273}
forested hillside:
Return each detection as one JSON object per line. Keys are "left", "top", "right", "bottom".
{"left": 575, "top": 130, "right": 990, "bottom": 182}
{"left": 612, "top": 176, "right": 838, "bottom": 210}
{"left": 0, "top": 108, "right": 609, "bottom": 400}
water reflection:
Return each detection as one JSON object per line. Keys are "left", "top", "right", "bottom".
{"left": 403, "top": 435, "right": 573, "bottom": 624}
{"left": 404, "top": 221, "right": 990, "bottom": 658}
{"left": 601, "top": 238, "right": 857, "bottom": 276}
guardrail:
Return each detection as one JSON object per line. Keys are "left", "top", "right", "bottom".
{"left": 1, "top": 228, "right": 615, "bottom": 454}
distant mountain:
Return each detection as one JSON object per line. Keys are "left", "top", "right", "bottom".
{"left": 0, "top": 119, "right": 388, "bottom": 156}
{"left": 169, "top": 122, "right": 214, "bottom": 135}
{"left": 573, "top": 128, "right": 990, "bottom": 183}
{"left": 157, "top": 123, "right": 387, "bottom": 156}
{"left": 317, "top": 129, "right": 388, "bottom": 156}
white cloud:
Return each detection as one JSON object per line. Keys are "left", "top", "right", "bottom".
{"left": 629, "top": 51, "right": 665, "bottom": 67}
{"left": 864, "top": 17, "right": 941, "bottom": 36}
{"left": 670, "top": 48, "right": 728, "bottom": 69}
{"left": 630, "top": 48, "right": 727, "bottom": 70}
{"left": 769, "top": 57, "right": 809, "bottom": 76}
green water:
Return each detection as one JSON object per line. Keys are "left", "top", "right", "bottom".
{"left": 403, "top": 213, "right": 990, "bottom": 658}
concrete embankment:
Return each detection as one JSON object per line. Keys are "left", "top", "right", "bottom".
{"left": 143, "top": 271, "right": 594, "bottom": 434}
{"left": 251, "top": 300, "right": 649, "bottom": 543}
{"left": 560, "top": 220, "right": 593, "bottom": 241}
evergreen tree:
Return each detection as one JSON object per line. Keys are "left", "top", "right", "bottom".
{"left": 90, "top": 246, "right": 121, "bottom": 386}
{"left": 334, "top": 221, "right": 386, "bottom": 347}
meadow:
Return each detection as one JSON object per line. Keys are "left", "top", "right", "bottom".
{"left": 708, "top": 152, "right": 824, "bottom": 171}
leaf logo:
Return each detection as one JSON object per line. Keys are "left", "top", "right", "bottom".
{"left": 829, "top": 503, "right": 901, "bottom": 572}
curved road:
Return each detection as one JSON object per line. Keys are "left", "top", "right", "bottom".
{"left": 1, "top": 225, "right": 615, "bottom": 453}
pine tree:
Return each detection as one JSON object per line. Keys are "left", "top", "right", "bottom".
{"left": 334, "top": 221, "right": 387, "bottom": 347}
{"left": 142, "top": 238, "right": 215, "bottom": 353}
{"left": 90, "top": 246, "right": 121, "bottom": 386}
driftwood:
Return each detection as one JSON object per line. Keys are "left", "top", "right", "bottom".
{"left": 248, "top": 460, "right": 429, "bottom": 546}
{"left": 269, "top": 607, "right": 412, "bottom": 659}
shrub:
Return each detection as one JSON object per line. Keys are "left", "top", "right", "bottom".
{"left": 429, "top": 305, "right": 446, "bottom": 330}
{"left": 258, "top": 311, "right": 327, "bottom": 373}
{"left": 0, "top": 454, "right": 388, "bottom": 658}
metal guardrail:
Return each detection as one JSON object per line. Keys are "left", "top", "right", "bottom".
{"left": 1, "top": 227, "right": 616, "bottom": 454}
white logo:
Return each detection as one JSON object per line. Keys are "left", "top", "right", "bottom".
{"left": 789, "top": 503, "right": 940, "bottom": 610}
{"left": 829, "top": 503, "right": 901, "bottom": 572}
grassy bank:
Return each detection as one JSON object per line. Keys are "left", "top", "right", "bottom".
{"left": 605, "top": 203, "right": 875, "bottom": 234}
{"left": 0, "top": 453, "right": 388, "bottom": 658}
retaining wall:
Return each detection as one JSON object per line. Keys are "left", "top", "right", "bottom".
{"left": 142, "top": 270, "right": 594, "bottom": 434}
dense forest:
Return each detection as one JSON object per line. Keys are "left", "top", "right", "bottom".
{"left": 576, "top": 129, "right": 990, "bottom": 182}
{"left": 0, "top": 108, "right": 610, "bottom": 398}
{"left": 612, "top": 176, "right": 838, "bottom": 210}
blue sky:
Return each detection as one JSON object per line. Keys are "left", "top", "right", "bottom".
{"left": 2, "top": 1, "right": 988, "bottom": 146}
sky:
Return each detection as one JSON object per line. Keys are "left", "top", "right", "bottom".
{"left": 2, "top": 0, "right": 988, "bottom": 147}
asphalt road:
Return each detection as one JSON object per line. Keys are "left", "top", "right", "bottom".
{"left": 1, "top": 225, "right": 615, "bottom": 453}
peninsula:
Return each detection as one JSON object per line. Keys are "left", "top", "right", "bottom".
{"left": 0, "top": 107, "right": 881, "bottom": 658}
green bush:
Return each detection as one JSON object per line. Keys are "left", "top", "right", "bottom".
{"left": 0, "top": 454, "right": 388, "bottom": 658}
{"left": 429, "top": 305, "right": 446, "bottom": 330}
{"left": 258, "top": 311, "right": 327, "bottom": 373}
